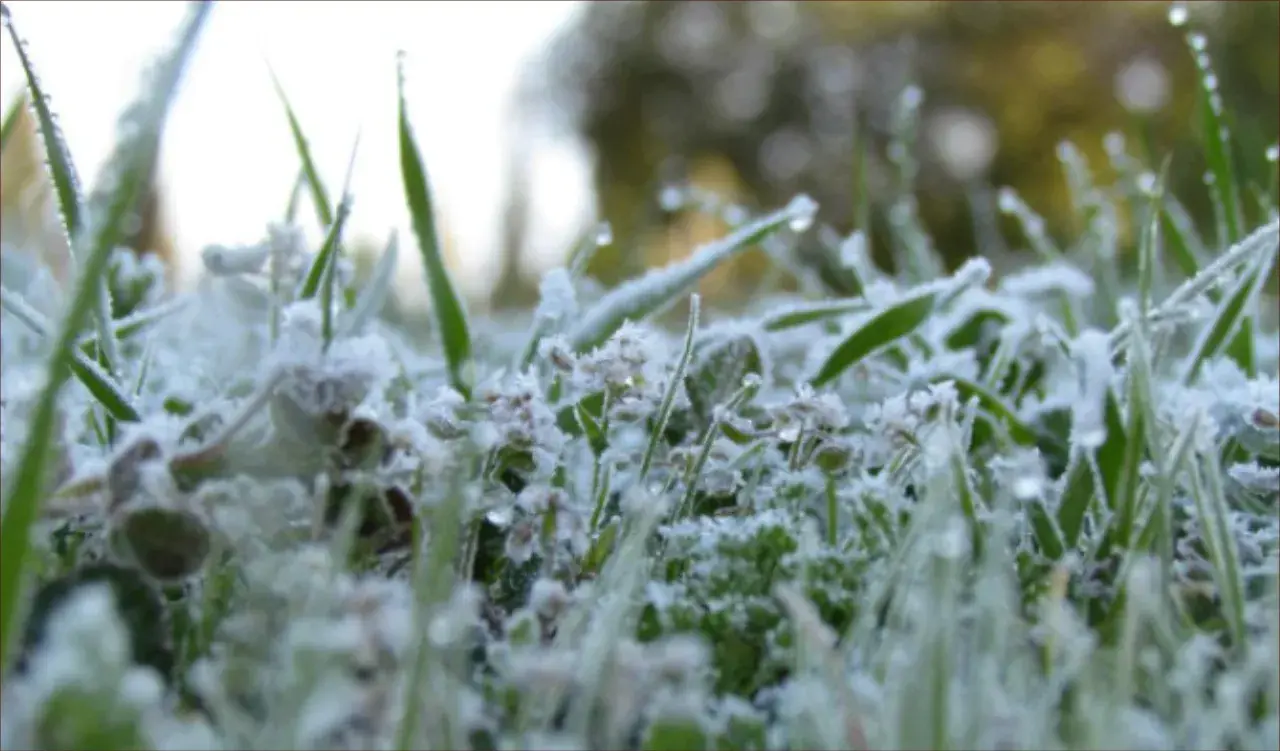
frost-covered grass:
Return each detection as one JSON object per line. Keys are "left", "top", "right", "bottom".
{"left": 2, "top": 3, "right": 1280, "bottom": 750}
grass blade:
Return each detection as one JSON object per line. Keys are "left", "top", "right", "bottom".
{"left": 2, "top": 5, "right": 122, "bottom": 379}
{"left": 809, "top": 288, "right": 937, "bottom": 388}
{"left": 341, "top": 231, "right": 400, "bottom": 337}
{"left": 2, "top": 10, "right": 84, "bottom": 246}
{"left": 298, "top": 133, "right": 358, "bottom": 346}
{"left": 1181, "top": 243, "right": 1278, "bottom": 385}
{"left": 398, "top": 54, "right": 474, "bottom": 399}
{"left": 0, "top": 0, "right": 212, "bottom": 669}
{"left": 1137, "top": 159, "right": 1170, "bottom": 315}
{"left": 1188, "top": 449, "right": 1247, "bottom": 650}
{"left": 569, "top": 195, "right": 814, "bottom": 353}
{"left": 283, "top": 167, "right": 305, "bottom": 223}
{"left": 1109, "top": 218, "right": 1278, "bottom": 353}
{"left": 762, "top": 298, "right": 870, "bottom": 332}
{"left": 0, "top": 91, "right": 24, "bottom": 156}
{"left": 1186, "top": 32, "right": 1242, "bottom": 247}
{"left": 1160, "top": 196, "right": 1207, "bottom": 281}
{"left": 0, "top": 287, "right": 141, "bottom": 423}
{"left": 270, "top": 68, "right": 333, "bottom": 229}
{"left": 637, "top": 294, "right": 700, "bottom": 484}
{"left": 944, "top": 375, "right": 1038, "bottom": 446}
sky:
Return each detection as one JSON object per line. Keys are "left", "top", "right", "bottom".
{"left": 0, "top": 0, "right": 594, "bottom": 303}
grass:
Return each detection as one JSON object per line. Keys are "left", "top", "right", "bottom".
{"left": 1, "top": 2, "right": 1278, "bottom": 750}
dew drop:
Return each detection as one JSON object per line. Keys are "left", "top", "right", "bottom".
{"left": 1266, "top": 144, "right": 1279, "bottom": 163}
{"left": 1187, "top": 33, "right": 1208, "bottom": 53}
{"left": 722, "top": 204, "right": 749, "bottom": 226}
{"left": 485, "top": 507, "right": 513, "bottom": 528}
{"left": 1168, "top": 3, "right": 1188, "bottom": 27}
{"left": 785, "top": 193, "right": 819, "bottom": 233}
{"left": 594, "top": 221, "right": 613, "bottom": 247}
{"left": 1013, "top": 476, "right": 1043, "bottom": 501}
{"left": 1137, "top": 172, "right": 1158, "bottom": 195}
{"left": 658, "top": 185, "right": 685, "bottom": 212}
{"left": 997, "top": 187, "right": 1019, "bottom": 214}
{"left": 1103, "top": 132, "right": 1126, "bottom": 158}
{"left": 900, "top": 84, "right": 924, "bottom": 110}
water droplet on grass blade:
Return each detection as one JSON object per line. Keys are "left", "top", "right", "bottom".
{"left": 997, "top": 187, "right": 1019, "bottom": 214}
{"left": 659, "top": 185, "right": 685, "bottom": 212}
{"left": 595, "top": 221, "right": 613, "bottom": 247}
{"left": 785, "top": 193, "right": 818, "bottom": 232}
{"left": 1168, "top": 3, "right": 1188, "bottom": 27}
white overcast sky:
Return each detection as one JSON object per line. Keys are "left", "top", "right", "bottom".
{"left": 0, "top": 0, "right": 595, "bottom": 302}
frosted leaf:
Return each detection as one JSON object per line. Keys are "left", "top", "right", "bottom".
{"left": 1000, "top": 261, "right": 1096, "bottom": 299}
{"left": 201, "top": 242, "right": 270, "bottom": 276}
{"left": 1070, "top": 329, "right": 1114, "bottom": 450}
{"left": 535, "top": 267, "right": 579, "bottom": 325}
{"left": 838, "top": 230, "right": 869, "bottom": 271}
{"left": 952, "top": 256, "right": 991, "bottom": 289}
{"left": 530, "top": 578, "right": 572, "bottom": 619}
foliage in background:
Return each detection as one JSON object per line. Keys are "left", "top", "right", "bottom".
{"left": 513, "top": 1, "right": 1279, "bottom": 305}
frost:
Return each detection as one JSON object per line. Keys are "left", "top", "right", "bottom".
{"left": 1000, "top": 261, "right": 1096, "bottom": 299}
{"left": 1069, "top": 329, "right": 1114, "bottom": 450}
{"left": 3, "top": 31, "right": 1278, "bottom": 751}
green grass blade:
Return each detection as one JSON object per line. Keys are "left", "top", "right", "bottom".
{"left": 2, "top": 9, "right": 84, "bottom": 245}
{"left": 398, "top": 54, "right": 474, "bottom": 399}
{"left": 1188, "top": 450, "right": 1247, "bottom": 650}
{"left": 809, "top": 288, "right": 937, "bottom": 388}
{"left": 1112, "top": 357, "right": 1148, "bottom": 551}
{"left": 1186, "top": 32, "right": 1242, "bottom": 247}
{"left": 283, "top": 167, "right": 305, "bottom": 223}
{"left": 762, "top": 298, "right": 870, "bottom": 332}
{"left": 298, "top": 133, "right": 358, "bottom": 347}
{"left": 0, "top": 0, "right": 212, "bottom": 669}
{"left": 315, "top": 199, "right": 351, "bottom": 345}
{"left": 569, "top": 195, "right": 814, "bottom": 353}
{"left": 1137, "top": 159, "right": 1171, "bottom": 315}
{"left": 944, "top": 375, "right": 1038, "bottom": 446}
{"left": 341, "top": 231, "right": 399, "bottom": 337}
{"left": 269, "top": 68, "right": 333, "bottom": 230}
{"left": 637, "top": 294, "right": 700, "bottom": 484}
{"left": 566, "top": 222, "right": 609, "bottom": 280}
{"left": 1182, "top": 244, "right": 1278, "bottom": 385}
{"left": 0, "top": 91, "right": 24, "bottom": 156}
{"left": 3, "top": 4, "right": 122, "bottom": 379}
{"left": 0, "top": 287, "right": 141, "bottom": 422}
{"left": 1160, "top": 196, "right": 1207, "bottom": 282}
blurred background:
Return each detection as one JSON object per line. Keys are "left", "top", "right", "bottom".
{"left": 2, "top": 0, "right": 1277, "bottom": 317}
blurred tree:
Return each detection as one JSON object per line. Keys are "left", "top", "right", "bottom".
{"left": 515, "top": 0, "right": 1278, "bottom": 303}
